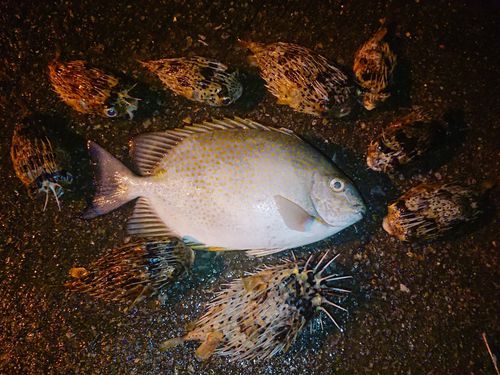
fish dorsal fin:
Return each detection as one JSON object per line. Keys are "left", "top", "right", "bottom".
{"left": 130, "top": 117, "right": 296, "bottom": 176}
{"left": 127, "top": 197, "right": 177, "bottom": 238}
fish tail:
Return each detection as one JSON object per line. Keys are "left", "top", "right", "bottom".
{"left": 83, "top": 141, "right": 139, "bottom": 219}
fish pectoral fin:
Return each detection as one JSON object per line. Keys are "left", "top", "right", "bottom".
{"left": 274, "top": 195, "right": 317, "bottom": 232}
{"left": 127, "top": 197, "right": 177, "bottom": 238}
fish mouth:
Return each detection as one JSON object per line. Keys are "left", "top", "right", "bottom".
{"left": 322, "top": 204, "right": 365, "bottom": 228}
{"left": 352, "top": 205, "right": 366, "bottom": 223}
{"left": 352, "top": 202, "right": 367, "bottom": 218}
{"left": 356, "top": 202, "right": 367, "bottom": 214}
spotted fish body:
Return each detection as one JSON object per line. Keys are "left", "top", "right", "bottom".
{"left": 139, "top": 57, "right": 242, "bottom": 106}
{"left": 48, "top": 60, "right": 139, "bottom": 118}
{"left": 160, "top": 251, "right": 350, "bottom": 360}
{"left": 366, "top": 110, "right": 447, "bottom": 173}
{"left": 84, "top": 118, "right": 365, "bottom": 256}
{"left": 10, "top": 119, "right": 73, "bottom": 210}
{"left": 241, "top": 41, "right": 355, "bottom": 118}
{"left": 66, "top": 240, "right": 194, "bottom": 306}
{"left": 353, "top": 24, "right": 397, "bottom": 110}
{"left": 383, "top": 182, "right": 484, "bottom": 242}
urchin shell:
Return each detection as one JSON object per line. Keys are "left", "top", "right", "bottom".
{"left": 366, "top": 110, "right": 447, "bottom": 173}
{"left": 383, "top": 182, "right": 483, "bottom": 242}
{"left": 66, "top": 240, "right": 194, "bottom": 306}
{"left": 353, "top": 24, "right": 397, "bottom": 110}
{"left": 161, "top": 251, "right": 351, "bottom": 361}
{"left": 139, "top": 56, "right": 243, "bottom": 106}
{"left": 48, "top": 60, "right": 138, "bottom": 118}
{"left": 241, "top": 41, "right": 354, "bottom": 118}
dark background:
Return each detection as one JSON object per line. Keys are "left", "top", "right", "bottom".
{"left": 0, "top": 0, "right": 498, "bottom": 373}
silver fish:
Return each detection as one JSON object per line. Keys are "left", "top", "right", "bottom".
{"left": 84, "top": 118, "right": 366, "bottom": 256}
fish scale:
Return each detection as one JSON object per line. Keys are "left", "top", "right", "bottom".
{"left": 143, "top": 130, "right": 320, "bottom": 248}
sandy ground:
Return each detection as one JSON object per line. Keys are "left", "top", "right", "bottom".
{"left": 0, "top": 0, "right": 498, "bottom": 373}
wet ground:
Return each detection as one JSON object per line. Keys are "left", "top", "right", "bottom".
{"left": 0, "top": 0, "right": 499, "bottom": 373}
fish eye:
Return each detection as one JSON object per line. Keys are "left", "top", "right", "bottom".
{"left": 330, "top": 178, "right": 345, "bottom": 192}
{"left": 105, "top": 107, "right": 117, "bottom": 117}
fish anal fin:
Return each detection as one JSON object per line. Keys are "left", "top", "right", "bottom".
{"left": 127, "top": 197, "right": 176, "bottom": 239}
{"left": 274, "top": 195, "right": 317, "bottom": 232}
{"left": 205, "top": 246, "right": 227, "bottom": 252}
{"left": 245, "top": 247, "right": 285, "bottom": 257}
{"left": 181, "top": 236, "right": 223, "bottom": 252}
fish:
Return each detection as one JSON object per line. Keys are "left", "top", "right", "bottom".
{"left": 366, "top": 109, "right": 448, "bottom": 173}
{"left": 10, "top": 117, "right": 73, "bottom": 211}
{"left": 240, "top": 40, "right": 355, "bottom": 118}
{"left": 160, "top": 250, "right": 351, "bottom": 360}
{"left": 83, "top": 117, "right": 366, "bottom": 256}
{"left": 383, "top": 181, "right": 485, "bottom": 242}
{"left": 353, "top": 20, "right": 397, "bottom": 110}
{"left": 66, "top": 239, "right": 194, "bottom": 307}
{"left": 48, "top": 59, "right": 139, "bottom": 119}
{"left": 139, "top": 56, "right": 243, "bottom": 106}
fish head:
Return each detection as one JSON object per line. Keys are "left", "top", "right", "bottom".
{"left": 310, "top": 172, "right": 366, "bottom": 228}
{"left": 31, "top": 170, "right": 73, "bottom": 195}
{"left": 325, "top": 87, "right": 356, "bottom": 118}
{"left": 331, "top": 100, "right": 354, "bottom": 118}
{"left": 363, "top": 91, "right": 390, "bottom": 111}
{"left": 366, "top": 139, "right": 396, "bottom": 173}
{"left": 210, "top": 73, "right": 243, "bottom": 106}
{"left": 323, "top": 90, "right": 355, "bottom": 118}
{"left": 30, "top": 171, "right": 73, "bottom": 211}
{"left": 103, "top": 85, "right": 140, "bottom": 119}
{"left": 366, "top": 140, "right": 387, "bottom": 172}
